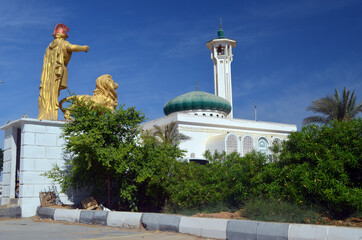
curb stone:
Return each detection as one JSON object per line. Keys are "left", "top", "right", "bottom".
{"left": 141, "top": 213, "right": 161, "bottom": 230}
{"left": 179, "top": 216, "right": 203, "bottom": 237}
{"left": 227, "top": 219, "right": 258, "bottom": 240}
{"left": 35, "top": 207, "right": 362, "bottom": 240}
{"left": 159, "top": 214, "right": 181, "bottom": 232}
{"left": 54, "top": 209, "right": 81, "bottom": 222}
{"left": 36, "top": 207, "right": 55, "bottom": 220}
{"left": 79, "top": 210, "right": 108, "bottom": 225}
{"left": 201, "top": 218, "right": 228, "bottom": 239}
{"left": 0, "top": 206, "right": 21, "bottom": 218}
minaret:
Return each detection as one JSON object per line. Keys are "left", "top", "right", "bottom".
{"left": 206, "top": 20, "right": 236, "bottom": 118}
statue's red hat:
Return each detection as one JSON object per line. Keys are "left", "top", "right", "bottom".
{"left": 53, "top": 23, "right": 70, "bottom": 38}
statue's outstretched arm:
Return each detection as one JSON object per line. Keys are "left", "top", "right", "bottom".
{"left": 67, "top": 44, "right": 89, "bottom": 52}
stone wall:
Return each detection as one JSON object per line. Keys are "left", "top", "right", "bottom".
{"left": 1, "top": 118, "right": 87, "bottom": 217}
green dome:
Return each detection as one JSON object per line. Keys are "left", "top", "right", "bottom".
{"left": 163, "top": 91, "right": 231, "bottom": 116}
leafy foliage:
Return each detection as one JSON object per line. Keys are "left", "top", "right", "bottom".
{"left": 46, "top": 100, "right": 145, "bottom": 208}
{"left": 153, "top": 121, "right": 190, "bottom": 145}
{"left": 165, "top": 150, "right": 268, "bottom": 212}
{"left": 254, "top": 119, "right": 362, "bottom": 218}
{"left": 45, "top": 100, "right": 187, "bottom": 211}
{"left": 303, "top": 87, "right": 362, "bottom": 125}
{"left": 243, "top": 198, "right": 322, "bottom": 223}
{"left": 46, "top": 97, "right": 361, "bottom": 220}
{"left": 166, "top": 119, "right": 361, "bottom": 220}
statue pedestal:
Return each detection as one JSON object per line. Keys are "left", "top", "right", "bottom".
{"left": 1, "top": 118, "right": 87, "bottom": 217}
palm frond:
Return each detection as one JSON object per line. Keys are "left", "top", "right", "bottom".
{"left": 303, "top": 87, "right": 361, "bottom": 125}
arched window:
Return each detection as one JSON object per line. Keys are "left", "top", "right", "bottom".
{"left": 258, "top": 137, "right": 269, "bottom": 155}
{"left": 242, "top": 136, "right": 254, "bottom": 156}
{"left": 226, "top": 134, "right": 239, "bottom": 154}
{"left": 190, "top": 153, "right": 195, "bottom": 158}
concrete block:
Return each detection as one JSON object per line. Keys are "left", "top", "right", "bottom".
{"left": 21, "top": 172, "right": 44, "bottom": 184}
{"left": 227, "top": 220, "right": 258, "bottom": 240}
{"left": 2, "top": 186, "right": 10, "bottom": 196}
{"left": 21, "top": 197, "right": 41, "bottom": 217}
{"left": 47, "top": 126, "right": 62, "bottom": 135}
{"left": 141, "top": 213, "right": 162, "bottom": 230}
{"left": 19, "top": 184, "right": 34, "bottom": 197}
{"left": 107, "top": 211, "right": 142, "bottom": 229}
{"left": 79, "top": 210, "right": 108, "bottom": 225}
{"left": 79, "top": 210, "right": 93, "bottom": 224}
{"left": 2, "top": 174, "right": 10, "bottom": 185}
{"left": 0, "top": 206, "right": 21, "bottom": 218}
{"left": 159, "top": 214, "right": 181, "bottom": 232}
{"left": 257, "top": 222, "right": 289, "bottom": 240}
{"left": 22, "top": 124, "right": 46, "bottom": 133}
{"left": 54, "top": 209, "right": 81, "bottom": 222}
{"left": 22, "top": 145, "right": 45, "bottom": 159}
{"left": 21, "top": 158, "right": 35, "bottom": 171}
{"left": 3, "top": 161, "right": 11, "bottom": 173}
{"left": 36, "top": 207, "right": 55, "bottom": 219}
{"left": 123, "top": 212, "right": 142, "bottom": 229}
{"left": 1, "top": 198, "right": 10, "bottom": 205}
{"left": 179, "top": 216, "right": 203, "bottom": 237}
{"left": 3, "top": 149, "right": 11, "bottom": 162}
{"left": 36, "top": 133, "right": 57, "bottom": 146}
{"left": 22, "top": 132, "right": 35, "bottom": 145}
{"left": 33, "top": 159, "right": 57, "bottom": 171}
{"left": 201, "top": 218, "right": 227, "bottom": 239}
{"left": 57, "top": 137, "right": 65, "bottom": 147}
{"left": 45, "top": 146, "right": 63, "bottom": 159}
{"left": 92, "top": 211, "right": 108, "bottom": 225}
{"left": 4, "top": 136, "right": 13, "bottom": 150}
{"left": 107, "top": 211, "right": 126, "bottom": 227}
{"left": 328, "top": 226, "right": 362, "bottom": 240}
{"left": 288, "top": 224, "right": 328, "bottom": 240}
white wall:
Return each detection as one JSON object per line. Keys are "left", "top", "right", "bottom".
{"left": 1, "top": 118, "right": 87, "bottom": 217}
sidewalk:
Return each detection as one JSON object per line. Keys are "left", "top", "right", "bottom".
{"left": 36, "top": 207, "right": 362, "bottom": 240}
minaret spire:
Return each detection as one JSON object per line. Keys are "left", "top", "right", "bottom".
{"left": 206, "top": 21, "right": 236, "bottom": 118}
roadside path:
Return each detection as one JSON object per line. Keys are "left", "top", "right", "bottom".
{"left": 0, "top": 218, "right": 209, "bottom": 240}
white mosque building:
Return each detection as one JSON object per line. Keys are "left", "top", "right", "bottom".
{"left": 142, "top": 26, "right": 297, "bottom": 161}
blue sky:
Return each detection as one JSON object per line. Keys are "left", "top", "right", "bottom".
{"left": 1, "top": 0, "right": 362, "bottom": 148}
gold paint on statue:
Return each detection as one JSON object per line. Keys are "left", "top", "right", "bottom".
{"left": 59, "top": 74, "right": 118, "bottom": 120}
{"left": 38, "top": 23, "right": 89, "bottom": 120}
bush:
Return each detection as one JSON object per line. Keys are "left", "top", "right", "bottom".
{"left": 243, "top": 197, "right": 322, "bottom": 223}
{"left": 45, "top": 101, "right": 185, "bottom": 211}
{"left": 165, "top": 150, "right": 269, "bottom": 213}
{"left": 255, "top": 119, "right": 362, "bottom": 219}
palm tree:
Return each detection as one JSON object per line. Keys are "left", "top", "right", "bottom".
{"left": 153, "top": 121, "right": 190, "bottom": 145}
{"left": 303, "top": 87, "right": 362, "bottom": 125}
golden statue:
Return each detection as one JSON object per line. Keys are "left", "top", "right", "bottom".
{"left": 38, "top": 23, "right": 90, "bottom": 120}
{"left": 59, "top": 74, "right": 118, "bottom": 120}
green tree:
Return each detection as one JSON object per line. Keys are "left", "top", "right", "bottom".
{"left": 256, "top": 119, "right": 362, "bottom": 219}
{"left": 153, "top": 121, "right": 190, "bottom": 145}
{"left": 303, "top": 87, "right": 362, "bottom": 125}
{"left": 46, "top": 100, "right": 145, "bottom": 208}
{"left": 132, "top": 133, "right": 185, "bottom": 211}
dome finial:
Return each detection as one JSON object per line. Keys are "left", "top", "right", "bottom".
{"left": 217, "top": 18, "right": 225, "bottom": 38}
{"left": 196, "top": 81, "right": 199, "bottom": 91}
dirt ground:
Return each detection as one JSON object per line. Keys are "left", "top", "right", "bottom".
{"left": 49, "top": 204, "right": 362, "bottom": 228}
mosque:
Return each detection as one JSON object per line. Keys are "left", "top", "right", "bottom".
{"left": 141, "top": 26, "right": 297, "bottom": 161}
